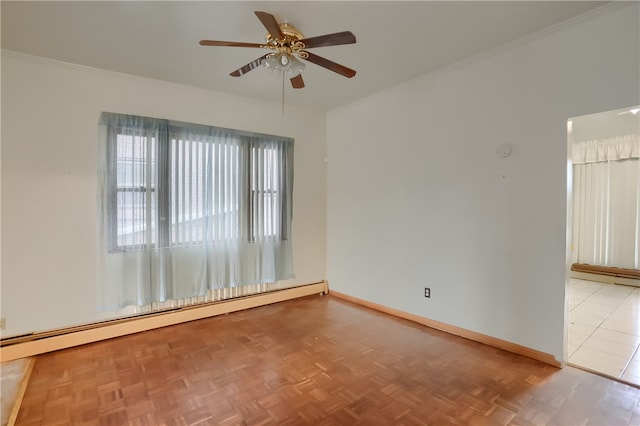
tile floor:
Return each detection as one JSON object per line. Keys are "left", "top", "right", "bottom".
{"left": 0, "top": 358, "right": 32, "bottom": 426}
{"left": 569, "top": 278, "right": 640, "bottom": 385}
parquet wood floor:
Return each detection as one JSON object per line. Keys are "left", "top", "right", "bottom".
{"left": 14, "top": 295, "right": 640, "bottom": 425}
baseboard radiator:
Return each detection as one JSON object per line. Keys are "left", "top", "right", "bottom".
{"left": 571, "top": 263, "right": 640, "bottom": 286}
{"left": 0, "top": 281, "right": 328, "bottom": 362}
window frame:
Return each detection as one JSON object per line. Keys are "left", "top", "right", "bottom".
{"left": 102, "top": 114, "right": 292, "bottom": 253}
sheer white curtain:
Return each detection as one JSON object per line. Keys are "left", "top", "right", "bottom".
{"left": 97, "top": 113, "right": 294, "bottom": 310}
{"left": 572, "top": 134, "right": 640, "bottom": 269}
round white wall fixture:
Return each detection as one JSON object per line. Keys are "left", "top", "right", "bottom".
{"left": 496, "top": 143, "right": 512, "bottom": 157}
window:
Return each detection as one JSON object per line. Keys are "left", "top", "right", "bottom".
{"left": 113, "top": 133, "right": 158, "bottom": 249}
{"left": 97, "top": 113, "right": 294, "bottom": 309}
{"left": 101, "top": 113, "right": 293, "bottom": 252}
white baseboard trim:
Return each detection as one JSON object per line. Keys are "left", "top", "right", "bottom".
{"left": 0, "top": 282, "right": 328, "bottom": 362}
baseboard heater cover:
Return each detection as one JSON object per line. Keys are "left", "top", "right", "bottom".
{"left": 0, "top": 281, "right": 328, "bottom": 362}
{"left": 571, "top": 263, "right": 640, "bottom": 280}
{"left": 329, "top": 290, "right": 561, "bottom": 368}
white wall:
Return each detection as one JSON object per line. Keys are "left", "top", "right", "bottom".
{"left": 1, "top": 52, "right": 327, "bottom": 337}
{"left": 571, "top": 106, "right": 640, "bottom": 142}
{"left": 326, "top": 3, "right": 639, "bottom": 363}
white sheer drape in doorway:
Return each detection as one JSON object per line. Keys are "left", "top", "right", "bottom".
{"left": 572, "top": 134, "right": 640, "bottom": 269}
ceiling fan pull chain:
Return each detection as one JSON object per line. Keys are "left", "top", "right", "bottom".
{"left": 282, "top": 71, "right": 285, "bottom": 117}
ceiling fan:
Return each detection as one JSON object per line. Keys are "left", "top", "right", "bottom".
{"left": 199, "top": 11, "right": 356, "bottom": 89}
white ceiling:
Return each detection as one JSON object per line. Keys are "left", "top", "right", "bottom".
{"left": 1, "top": 1, "right": 608, "bottom": 111}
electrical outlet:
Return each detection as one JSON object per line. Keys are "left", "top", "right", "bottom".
{"left": 424, "top": 287, "right": 431, "bottom": 298}
{"left": 0, "top": 317, "right": 5, "bottom": 330}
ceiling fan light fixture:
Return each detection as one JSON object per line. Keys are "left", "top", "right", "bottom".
{"left": 264, "top": 53, "right": 305, "bottom": 77}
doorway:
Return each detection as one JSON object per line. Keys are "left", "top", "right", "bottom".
{"left": 567, "top": 105, "right": 640, "bottom": 384}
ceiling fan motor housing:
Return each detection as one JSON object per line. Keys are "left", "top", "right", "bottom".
{"left": 266, "top": 23, "right": 304, "bottom": 44}
{"left": 265, "top": 22, "right": 308, "bottom": 60}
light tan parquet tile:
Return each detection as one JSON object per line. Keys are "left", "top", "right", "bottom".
{"left": 15, "top": 295, "right": 640, "bottom": 425}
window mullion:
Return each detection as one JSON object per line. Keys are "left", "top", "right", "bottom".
{"left": 247, "top": 142, "right": 254, "bottom": 242}
{"left": 158, "top": 125, "right": 171, "bottom": 248}
{"left": 106, "top": 126, "right": 118, "bottom": 251}
{"left": 144, "top": 131, "right": 153, "bottom": 248}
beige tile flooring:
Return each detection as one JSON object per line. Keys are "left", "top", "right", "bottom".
{"left": 569, "top": 278, "right": 640, "bottom": 385}
{"left": 0, "top": 358, "right": 32, "bottom": 426}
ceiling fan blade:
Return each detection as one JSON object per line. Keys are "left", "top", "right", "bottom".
{"left": 299, "top": 31, "right": 356, "bottom": 49}
{"left": 302, "top": 51, "right": 356, "bottom": 78}
{"left": 230, "top": 54, "right": 269, "bottom": 77}
{"left": 200, "top": 40, "right": 265, "bottom": 48}
{"left": 255, "top": 11, "right": 283, "bottom": 39}
{"left": 290, "top": 74, "right": 305, "bottom": 89}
